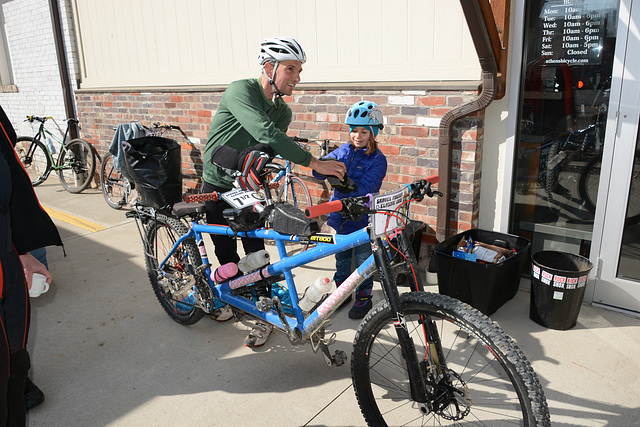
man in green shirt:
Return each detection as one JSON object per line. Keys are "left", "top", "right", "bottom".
{"left": 202, "top": 37, "right": 345, "bottom": 347}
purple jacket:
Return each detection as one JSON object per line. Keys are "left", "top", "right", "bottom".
{"left": 313, "top": 143, "right": 387, "bottom": 234}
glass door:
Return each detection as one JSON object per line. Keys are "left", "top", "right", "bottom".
{"left": 511, "top": 0, "right": 619, "bottom": 259}
{"left": 591, "top": 0, "right": 640, "bottom": 313}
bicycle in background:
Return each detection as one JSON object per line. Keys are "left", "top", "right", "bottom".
{"left": 101, "top": 123, "right": 190, "bottom": 209}
{"left": 15, "top": 115, "right": 97, "bottom": 193}
{"left": 269, "top": 135, "right": 339, "bottom": 252}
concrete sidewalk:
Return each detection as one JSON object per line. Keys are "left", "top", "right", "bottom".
{"left": 25, "top": 180, "right": 640, "bottom": 426}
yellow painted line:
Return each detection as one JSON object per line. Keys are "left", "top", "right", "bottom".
{"left": 43, "top": 206, "right": 106, "bottom": 233}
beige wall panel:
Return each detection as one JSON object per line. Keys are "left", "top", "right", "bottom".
{"left": 74, "top": 0, "right": 480, "bottom": 89}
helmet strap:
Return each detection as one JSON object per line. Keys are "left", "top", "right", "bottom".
{"left": 262, "top": 61, "right": 283, "bottom": 108}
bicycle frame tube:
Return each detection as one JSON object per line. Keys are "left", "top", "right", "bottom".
{"left": 158, "top": 222, "right": 373, "bottom": 339}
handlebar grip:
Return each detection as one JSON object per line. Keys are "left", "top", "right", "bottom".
{"left": 424, "top": 175, "right": 440, "bottom": 184}
{"left": 185, "top": 192, "right": 219, "bottom": 203}
{"left": 305, "top": 200, "right": 343, "bottom": 218}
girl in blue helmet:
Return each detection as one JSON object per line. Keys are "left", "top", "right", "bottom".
{"left": 312, "top": 101, "right": 388, "bottom": 319}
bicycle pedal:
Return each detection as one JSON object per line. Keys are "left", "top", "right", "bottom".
{"left": 256, "top": 297, "right": 274, "bottom": 312}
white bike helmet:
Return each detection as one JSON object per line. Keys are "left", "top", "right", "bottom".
{"left": 258, "top": 37, "right": 306, "bottom": 106}
{"left": 345, "top": 101, "right": 384, "bottom": 136}
{"left": 257, "top": 37, "right": 307, "bottom": 65}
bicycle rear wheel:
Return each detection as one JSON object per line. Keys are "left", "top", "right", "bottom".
{"left": 14, "top": 136, "right": 51, "bottom": 186}
{"left": 58, "top": 138, "right": 96, "bottom": 193}
{"left": 101, "top": 153, "right": 128, "bottom": 209}
{"left": 351, "top": 292, "right": 550, "bottom": 426}
{"left": 277, "top": 176, "right": 313, "bottom": 252}
{"left": 144, "top": 213, "right": 205, "bottom": 325}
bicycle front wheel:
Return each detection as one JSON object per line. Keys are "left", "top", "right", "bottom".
{"left": 58, "top": 138, "right": 96, "bottom": 193}
{"left": 101, "top": 153, "right": 128, "bottom": 209}
{"left": 277, "top": 176, "right": 313, "bottom": 252}
{"left": 15, "top": 136, "right": 51, "bottom": 186}
{"left": 144, "top": 213, "right": 205, "bottom": 325}
{"left": 351, "top": 292, "right": 550, "bottom": 426}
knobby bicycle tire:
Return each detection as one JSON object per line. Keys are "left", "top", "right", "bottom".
{"left": 351, "top": 292, "right": 550, "bottom": 426}
{"left": 101, "top": 153, "right": 127, "bottom": 209}
{"left": 277, "top": 175, "right": 313, "bottom": 252}
{"left": 15, "top": 136, "right": 52, "bottom": 186}
{"left": 144, "top": 213, "right": 205, "bottom": 325}
{"left": 57, "top": 138, "right": 96, "bottom": 193}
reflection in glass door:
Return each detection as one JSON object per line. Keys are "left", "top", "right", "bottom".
{"left": 617, "top": 129, "right": 640, "bottom": 280}
{"left": 511, "top": 0, "right": 619, "bottom": 258}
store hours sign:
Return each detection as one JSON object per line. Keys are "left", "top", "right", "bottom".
{"left": 539, "top": 0, "right": 612, "bottom": 66}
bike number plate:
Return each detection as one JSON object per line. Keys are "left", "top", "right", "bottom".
{"left": 370, "top": 187, "right": 410, "bottom": 236}
{"left": 221, "top": 188, "right": 265, "bottom": 209}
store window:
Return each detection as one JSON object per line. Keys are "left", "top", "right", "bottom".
{"left": 511, "top": 0, "right": 619, "bottom": 256}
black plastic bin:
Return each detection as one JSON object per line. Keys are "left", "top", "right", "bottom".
{"left": 529, "top": 251, "right": 593, "bottom": 330}
{"left": 122, "top": 136, "right": 182, "bottom": 210}
{"left": 434, "top": 229, "right": 531, "bottom": 316}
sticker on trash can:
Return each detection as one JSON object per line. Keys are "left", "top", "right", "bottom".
{"left": 566, "top": 277, "right": 578, "bottom": 289}
{"left": 553, "top": 291, "right": 564, "bottom": 300}
{"left": 578, "top": 276, "right": 587, "bottom": 288}
{"left": 532, "top": 264, "right": 540, "bottom": 279}
{"left": 553, "top": 275, "right": 566, "bottom": 289}
{"left": 541, "top": 270, "right": 553, "bottom": 285}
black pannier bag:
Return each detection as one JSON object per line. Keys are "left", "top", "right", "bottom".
{"left": 122, "top": 136, "right": 182, "bottom": 210}
{"left": 271, "top": 203, "right": 319, "bottom": 237}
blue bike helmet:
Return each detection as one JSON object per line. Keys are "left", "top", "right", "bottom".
{"left": 345, "top": 101, "right": 384, "bottom": 137}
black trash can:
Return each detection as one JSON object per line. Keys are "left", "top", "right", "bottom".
{"left": 434, "top": 229, "right": 531, "bottom": 316}
{"left": 122, "top": 136, "right": 183, "bottom": 210}
{"left": 529, "top": 251, "right": 593, "bottom": 330}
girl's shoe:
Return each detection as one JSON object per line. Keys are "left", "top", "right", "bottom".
{"left": 348, "top": 288, "right": 373, "bottom": 319}
{"left": 348, "top": 299, "right": 372, "bottom": 319}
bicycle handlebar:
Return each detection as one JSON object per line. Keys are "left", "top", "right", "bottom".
{"left": 305, "top": 176, "right": 441, "bottom": 219}
{"left": 292, "top": 135, "right": 339, "bottom": 156}
{"left": 185, "top": 192, "right": 219, "bottom": 203}
{"left": 25, "top": 115, "right": 52, "bottom": 123}
{"left": 305, "top": 200, "right": 344, "bottom": 218}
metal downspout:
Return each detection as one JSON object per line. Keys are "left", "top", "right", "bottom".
{"left": 436, "top": 0, "right": 498, "bottom": 242}
{"left": 49, "top": 0, "right": 78, "bottom": 139}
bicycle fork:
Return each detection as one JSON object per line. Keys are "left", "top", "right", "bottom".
{"left": 372, "top": 235, "right": 430, "bottom": 409}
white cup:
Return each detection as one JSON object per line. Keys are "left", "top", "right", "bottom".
{"left": 29, "top": 273, "right": 50, "bottom": 298}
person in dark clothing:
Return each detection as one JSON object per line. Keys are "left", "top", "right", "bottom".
{"left": 0, "top": 105, "right": 63, "bottom": 425}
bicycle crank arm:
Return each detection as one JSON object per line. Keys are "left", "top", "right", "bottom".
{"left": 317, "top": 341, "right": 347, "bottom": 367}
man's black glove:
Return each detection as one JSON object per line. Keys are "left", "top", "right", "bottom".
{"left": 236, "top": 143, "right": 275, "bottom": 192}
{"left": 211, "top": 143, "right": 275, "bottom": 191}
{"left": 327, "top": 174, "right": 358, "bottom": 193}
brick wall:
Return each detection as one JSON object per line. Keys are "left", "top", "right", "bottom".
{"left": 76, "top": 87, "right": 483, "bottom": 267}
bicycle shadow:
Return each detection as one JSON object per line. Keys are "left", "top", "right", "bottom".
{"left": 26, "top": 218, "right": 364, "bottom": 426}
{"left": 491, "top": 290, "right": 640, "bottom": 426}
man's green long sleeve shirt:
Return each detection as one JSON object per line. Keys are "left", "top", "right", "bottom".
{"left": 203, "top": 78, "right": 312, "bottom": 188}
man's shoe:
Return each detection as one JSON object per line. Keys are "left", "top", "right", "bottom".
{"left": 24, "top": 377, "right": 44, "bottom": 411}
{"left": 209, "top": 305, "right": 233, "bottom": 322}
{"left": 244, "top": 321, "right": 273, "bottom": 347}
